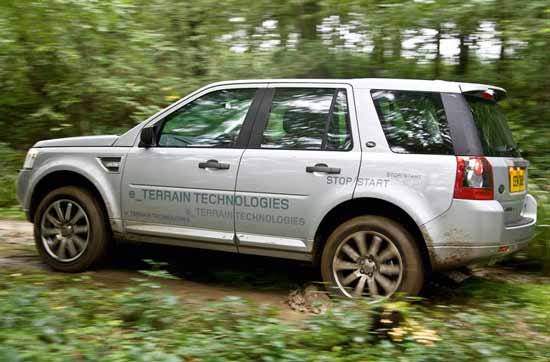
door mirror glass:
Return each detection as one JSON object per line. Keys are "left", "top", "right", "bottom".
{"left": 139, "top": 126, "right": 156, "bottom": 148}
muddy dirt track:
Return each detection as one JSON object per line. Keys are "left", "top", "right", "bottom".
{"left": 1, "top": 220, "right": 548, "bottom": 319}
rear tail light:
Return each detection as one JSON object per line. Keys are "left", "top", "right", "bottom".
{"left": 454, "top": 156, "right": 493, "bottom": 200}
{"left": 481, "top": 89, "right": 495, "bottom": 101}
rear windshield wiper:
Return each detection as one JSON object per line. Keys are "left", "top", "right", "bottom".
{"left": 496, "top": 144, "right": 519, "bottom": 153}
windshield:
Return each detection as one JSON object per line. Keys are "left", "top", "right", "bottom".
{"left": 466, "top": 95, "right": 520, "bottom": 157}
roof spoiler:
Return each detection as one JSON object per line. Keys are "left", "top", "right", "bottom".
{"left": 459, "top": 83, "right": 507, "bottom": 102}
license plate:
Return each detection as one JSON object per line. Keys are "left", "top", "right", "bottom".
{"left": 509, "top": 167, "right": 526, "bottom": 193}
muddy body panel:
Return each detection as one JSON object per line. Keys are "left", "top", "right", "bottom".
{"left": 422, "top": 195, "right": 537, "bottom": 269}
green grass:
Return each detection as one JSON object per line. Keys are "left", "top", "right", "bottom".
{"left": 0, "top": 271, "right": 549, "bottom": 362}
{"left": 0, "top": 175, "right": 18, "bottom": 208}
{"left": 0, "top": 206, "right": 26, "bottom": 220}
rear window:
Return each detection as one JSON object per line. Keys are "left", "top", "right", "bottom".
{"left": 371, "top": 90, "right": 454, "bottom": 155}
{"left": 465, "top": 95, "right": 520, "bottom": 158}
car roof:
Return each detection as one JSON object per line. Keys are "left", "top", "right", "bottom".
{"left": 206, "top": 78, "right": 505, "bottom": 94}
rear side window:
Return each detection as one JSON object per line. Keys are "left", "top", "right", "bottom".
{"left": 261, "top": 88, "right": 352, "bottom": 151}
{"left": 371, "top": 90, "right": 454, "bottom": 155}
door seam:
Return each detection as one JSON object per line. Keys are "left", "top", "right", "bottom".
{"left": 232, "top": 148, "right": 246, "bottom": 252}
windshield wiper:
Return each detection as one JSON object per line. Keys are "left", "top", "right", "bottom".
{"left": 496, "top": 144, "right": 519, "bottom": 153}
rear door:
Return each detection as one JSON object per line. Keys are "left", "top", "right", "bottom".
{"left": 234, "top": 82, "right": 362, "bottom": 259}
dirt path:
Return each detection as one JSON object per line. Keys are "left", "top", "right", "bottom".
{"left": 0, "top": 220, "right": 44, "bottom": 268}
{"left": 0, "top": 220, "right": 321, "bottom": 319}
{"left": 1, "top": 220, "right": 548, "bottom": 319}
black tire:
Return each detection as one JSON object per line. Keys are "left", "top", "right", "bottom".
{"left": 33, "top": 186, "right": 110, "bottom": 272}
{"left": 320, "top": 215, "right": 425, "bottom": 298}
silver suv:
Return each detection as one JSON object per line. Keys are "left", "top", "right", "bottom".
{"left": 16, "top": 79, "right": 537, "bottom": 298}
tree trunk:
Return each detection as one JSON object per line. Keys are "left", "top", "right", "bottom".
{"left": 295, "top": 0, "right": 325, "bottom": 77}
{"left": 392, "top": 30, "right": 402, "bottom": 61}
{"left": 434, "top": 24, "right": 442, "bottom": 78}
{"left": 496, "top": 33, "right": 507, "bottom": 76}
{"left": 457, "top": 32, "right": 469, "bottom": 76}
{"left": 372, "top": 29, "right": 385, "bottom": 68}
{"left": 297, "top": 0, "right": 320, "bottom": 42}
{"left": 188, "top": 19, "right": 207, "bottom": 77}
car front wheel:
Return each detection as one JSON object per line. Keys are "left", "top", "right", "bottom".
{"left": 34, "top": 186, "right": 110, "bottom": 272}
{"left": 320, "top": 215, "right": 425, "bottom": 298}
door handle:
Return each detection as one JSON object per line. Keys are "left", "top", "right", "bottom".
{"left": 198, "top": 159, "right": 230, "bottom": 170}
{"left": 306, "top": 163, "right": 341, "bottom": 174}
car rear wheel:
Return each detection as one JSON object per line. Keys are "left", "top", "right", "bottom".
{"left": 34, "top": 186, "right": 110, "bottom": 272}
{"left": 320, "top": 215, "right": 424, "bottom": 298}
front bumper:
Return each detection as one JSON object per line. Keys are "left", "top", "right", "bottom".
{"left": 422, "top": 195, "right": 537, "bottom": 270}
{"left": 16, "top": 169, "right": 32, "bottom": 221}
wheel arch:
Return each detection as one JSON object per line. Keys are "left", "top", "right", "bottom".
{"left": 312, "top": 197, "right": 431, "bottom": 272}
{"left": 29, "top": 170, "right": 111, "bottom": 227}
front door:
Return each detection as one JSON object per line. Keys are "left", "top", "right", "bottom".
{"left": 234, "top": 83, "right": 362, "bottom": 259}
{"left": 121, "top": 84, "right": 265, "bottom": 251}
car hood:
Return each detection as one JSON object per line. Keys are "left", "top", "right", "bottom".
{"left": 33, "top": 135, "right": 119, "bottom": 148}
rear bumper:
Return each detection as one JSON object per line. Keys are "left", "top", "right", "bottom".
{"left": 422, "top": 194, "right": 537, "bottom": 270}
{"left": 427, "top": 240, "right": 530, "bottom": 270}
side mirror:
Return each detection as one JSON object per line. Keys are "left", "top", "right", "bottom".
{"left": 139, "top": 126, "right": 156, "bottom": 148}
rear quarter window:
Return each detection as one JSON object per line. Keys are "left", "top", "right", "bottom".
{"left": 371, "top": 90, "right": 454, "bottom": 155}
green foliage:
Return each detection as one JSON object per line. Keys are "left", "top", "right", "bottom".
{"left": 0, "top": 3, "right": 549, "bottom": 358}
{"left": 0, "top": 206, "right": 25, "bottom": 220}
{"left": 0, "top": 271, "right": 549, "bottom": 361}
{"left": 0, "top": 143, "right": 22, "bottom": 207}
{"left": 0, "top": 0, "right": 548, "bottom": 152}
{"left": 0, "top": 175, "right": 17, "bottom": 208}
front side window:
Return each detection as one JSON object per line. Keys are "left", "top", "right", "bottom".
{"left": 158, "top": 88, "right": 256, "bottom": 148}
{"left": 261, "top": 88, "right": 352, "bottom": 151}
{"left": 372, "top": 90, "right": 454, "bottom": 155}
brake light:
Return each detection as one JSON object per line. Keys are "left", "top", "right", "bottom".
{"left": 481, "top": 90, "right": 495, "bottom": 101}
{"left": 454, "top": 156, "right": 493, "bottom": 200}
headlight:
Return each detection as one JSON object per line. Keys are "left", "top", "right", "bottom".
{"left": 23, "top": 148, "right": 39, "bottom": 169}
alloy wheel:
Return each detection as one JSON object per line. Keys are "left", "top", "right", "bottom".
{"left": 40, "top": 199, "right": 90, "bottom": 262}
{"left": 332, "top": 231, "right": 403, "bottom": 298}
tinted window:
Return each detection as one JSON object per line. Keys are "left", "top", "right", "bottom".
{"left": 261, "top": 88, "right": 352, "bottom": 151}
{"left": 372, "top": 90, "right": 454, "bottom": 155}
{"left": 327, "top": 90, "right": 353, "bottom": 150}
{"left": 159, "top": 88, "right": 256, "bottom": 148}
{"left": 466, "top": 95, "right": 520, "bottom": 157}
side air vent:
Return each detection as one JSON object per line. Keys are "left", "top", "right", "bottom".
{"left": 99, "top": 157, "right": 122, "bottom": 173}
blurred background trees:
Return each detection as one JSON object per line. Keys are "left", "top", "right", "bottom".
{"left": 0, "top": 0, "right": 548, "bottom": 261}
